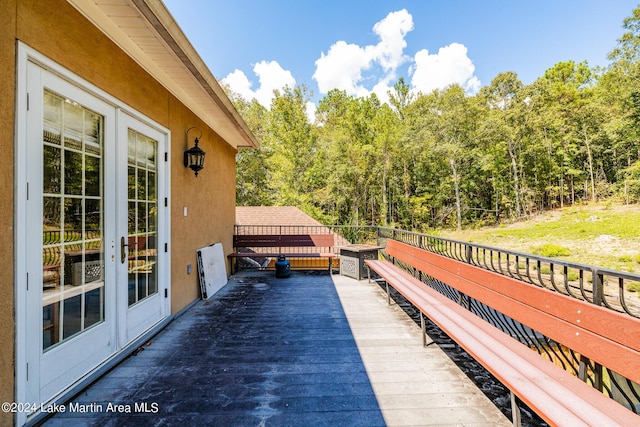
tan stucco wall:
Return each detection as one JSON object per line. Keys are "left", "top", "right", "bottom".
{"left": 1, "top": 0, "right": 238, "bottom": 419}
{"left": 0, "top": 1, "right": 17, "bottom": 424}
{"left": 168, "top": 97, "right": 237, "bottom": 312}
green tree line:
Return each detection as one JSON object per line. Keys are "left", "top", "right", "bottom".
{"left": 232, "top": 6, "right": 640, "bottom": 231}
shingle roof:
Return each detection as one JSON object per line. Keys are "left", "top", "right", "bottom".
{"left": 235, "top": 206, "right": 324, "bottom": 226}
{"left": 234, "top": 206, "right": 351, "bottom": 248}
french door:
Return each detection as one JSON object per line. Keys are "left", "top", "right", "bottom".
{"left": 21, "top": 58, "right": 169, "bottom": 407}
{"left": 117, "top": 114, "right": 166, "bottom": 347}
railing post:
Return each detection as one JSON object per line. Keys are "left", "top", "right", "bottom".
{"left": 578, "top": 355, "right": 589, "bottom": 382}
{"left": 592, "top": 268, "right": 603, "bottom": 307}
{"left": 593, "top": 363, "right": 603, "bottom": 392}
{"left": 420, "top": 312, "right": 432, "bottom": 347}
{"left": 458, "top": 293, "right": 470, "bottom": 310}
{"left": 510, "top": 392, "right": 522, "bottom": 427}
{"left": 588, "top": 269, "right": 605, "bottom": 391}
{"left": 386, "top": 281, "right": 391, "bottom": 305}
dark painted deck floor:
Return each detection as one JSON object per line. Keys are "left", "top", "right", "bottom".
{"left": 42, "top": 271, "right": 386, "bottom": 426}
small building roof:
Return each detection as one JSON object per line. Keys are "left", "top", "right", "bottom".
{"left": 235, "top": 206, "right": 324, "bottom": 227}
{"left": 67, "top": 0, "right": 259, "bottom": 150}
{"left": 235, "top": 206, "right": 352, "bottom": 248}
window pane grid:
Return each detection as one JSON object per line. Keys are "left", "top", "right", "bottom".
{"left": 42, "top": 89, "right": 105, "bottom": 351}
{"left": 127, "top": 129, "right": 158, "bottom": 307}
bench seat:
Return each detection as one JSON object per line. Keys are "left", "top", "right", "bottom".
{"left": 227, "top": 252, "right": 336, "bottom": 258}
{"left": 365, "top": 257, "right": 639, "bottom": 426}
{"left": 229, "top": 233, "right": 337, "bottom": 273}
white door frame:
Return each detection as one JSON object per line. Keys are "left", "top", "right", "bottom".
{"left": 116, "top": 111, "right": 170, "bottom": 348}
{"left": 15, "top": 43, "right": 171, "bottom": 426}
{"left": 26, "top": 59, "right": 119, "bottom": 405}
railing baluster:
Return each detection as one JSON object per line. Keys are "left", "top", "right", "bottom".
{"left": 592, "top": 269, "right": 602, "bottom": 306}
{"left": 231, "top": 224, "right": 640, "bottom": 319}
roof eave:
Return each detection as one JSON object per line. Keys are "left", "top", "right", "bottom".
{"left": 66, "top": 0, "right": 260, "bottom": 150}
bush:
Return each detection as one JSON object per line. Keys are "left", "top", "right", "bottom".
{"left": 532, "top": 244, "right": 571, "bottom": 258}
{"left": 627, "top": 281, "right": 640, "bottom": 293}
{"left": 567, "top": 271, "right": 579, "bottom": 281}
{"left": 538, "top": 265, "right": 552, "bottom": 275}
{"left": 618, "top": 255, "right": 633, "bottom": 263}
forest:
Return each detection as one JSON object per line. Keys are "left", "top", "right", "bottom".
{"left": 231, "top": 6, "right": 640, "bottom": 231}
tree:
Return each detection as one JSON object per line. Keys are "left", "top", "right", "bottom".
{"left": 404, "top": 85, "right": 479, "bottom": 230}
{"left": 535, "top": 61, "right": 604, "bottom": 203}
{"left": 227, "top": 90, "right": 273, "bottom": 206}
{"left": 479, "top": 72, "right": 529, "bottom": 217}
{"left": 266, "top": 85, "right": 326, "bottom": 218}
{"left": 389, "top": 77, "right": 414, "bottom": 120}
{"left": 228, "top": 2, "right": 640, "bottom": 230}
{"left": 602, "top": 5, "right": 640, "bottom": 197}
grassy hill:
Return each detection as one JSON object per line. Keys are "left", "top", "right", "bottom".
{"left": 435, "top": 202, "right": 640, "bottom": 275}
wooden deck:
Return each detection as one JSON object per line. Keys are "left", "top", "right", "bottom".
{"left": 42, "top": 271, "right": 509, "bottom": 426}
{"left": 332, "top": 273, "right": 510, "bottom": 426}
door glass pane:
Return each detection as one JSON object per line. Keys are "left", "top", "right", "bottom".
{"left": 127, "top": 129, "right": 158, "bottom": 307}
{"left": 42, "top": 89, "right": 105, "bottom": 351}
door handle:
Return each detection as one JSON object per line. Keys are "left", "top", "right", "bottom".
{"left": 121, "top": 236, "right": 128, "bottom": 264}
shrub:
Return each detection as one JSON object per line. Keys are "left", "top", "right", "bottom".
{"left": 627, "top": 281, "right": 640, "bottom": 293}
{"left": 567, "top": 271, "right": 579, "bottom": 282}
{"left": 532, "top": 244, "right": 571, "bottom": 258}
{"left": 538, "top": 265, "right": 552, "bottom": 275}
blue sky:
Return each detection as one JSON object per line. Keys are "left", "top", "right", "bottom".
{"left": 164, "top": 0, "right": 637, "bottom": 111}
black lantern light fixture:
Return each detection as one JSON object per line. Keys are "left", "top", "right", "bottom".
{"left": 184, "top": 127, "right": 206, "bottom": 177}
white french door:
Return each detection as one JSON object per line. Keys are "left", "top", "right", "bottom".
{"left": 20, "top": 55, "right": 169, "bottom": 409}
{"left": 117, "top": 114, "right": 166, "bottom": 347}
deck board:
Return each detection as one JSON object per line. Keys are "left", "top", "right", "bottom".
{"left": 42, "top": 271, "right": 509, "bottom": 426}
{"left": 332, "top": 274, "right": 511, "bottom": 426}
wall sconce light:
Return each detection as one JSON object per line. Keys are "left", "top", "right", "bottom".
{"left": 184, "top": 127, "right": 206, "bottom": 177}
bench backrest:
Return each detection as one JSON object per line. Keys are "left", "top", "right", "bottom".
{"left": 386, "top": 239, "right": 640, "bottom": 385}
{"left": 234, "top": 234, "right": 335, "bottom": 249}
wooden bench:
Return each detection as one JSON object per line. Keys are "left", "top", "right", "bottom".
{"left": 366, "top": 239, "right": 640, "bottom": 426}
{"left": 229, "top": 233, "right": 337, "bottom": 274}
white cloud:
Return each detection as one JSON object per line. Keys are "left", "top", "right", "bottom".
{"left": 225, "top": 9, "right": 482, "bottom": 113}
{"left": 371, "top": 9, "right": 413, "bottom": 72}
{"left": 305, "top": 101, "right": 317, "bottom": 123}
{"left": 221, "top": 60, "right": 295, "bottom": 108}
{"left": 313, "top": 10, "right": 481, "bottom": 100}
{"left": 253, "top": 61, "right": 296, "bottom": 106}
{"left": 313, "top": 9, "right": 413, "bottom": 98}
{"left": 465, "top": 76, "right": 482, "bottom": 93}
{"left": 222, "top": 69, "right": 254, "bottom": 100}
{"left": 313, "top": 41, "right": 372, "bottom": 96}
{"left": 371, "top": 77, "right": 394, "bottom": 105}
{"left": 410, "top": 43, "right": 481, "bottom": 95}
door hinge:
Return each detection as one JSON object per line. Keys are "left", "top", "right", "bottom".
{"left": 26, "top": 363, "right": 29, "bottom": 381}
{"left": 164, "top": 197, "right": 167, "bottom": 207}
{"left": 26, "top": 182, "right": 29, "bottom": 200}
{"left": 164, "top": 289, "right": 168, "bottom": 298}
{"left": 164, "top": 243, "right": 168, "bottom": 252}
{"left": 26, "top": 272, "right": 29, "bottom": 291}
{"left": 164, "top": 152, "right": 168, "bottom": 162}
{"left": 27, "top": 93, "right": 30, "bottom": 111}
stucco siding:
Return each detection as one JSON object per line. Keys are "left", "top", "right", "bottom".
{"left": 1, "top": 0, "right": 238, "bottom": 421}
{"left": 168, "top": 95, "right": 237, "bottom": 313}
{"left": 0, "top": 1, "right": 18, "bottom": 424}
{"left": 13, "top": 0, "right": 237, "bottom": 313}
